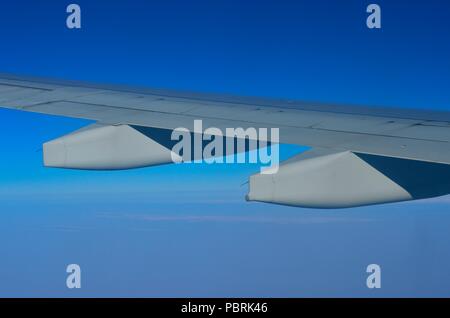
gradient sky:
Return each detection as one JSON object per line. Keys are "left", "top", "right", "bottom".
{"left": 0, "top": 0, "right": 449, "bottom": 297}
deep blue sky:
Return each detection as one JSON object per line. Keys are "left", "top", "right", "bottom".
{"left": 0, "top": 0, "right": 449, "bottom": 297}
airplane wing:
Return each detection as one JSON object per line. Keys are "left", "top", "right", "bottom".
{"left": 1, "top": 72, "right": 449, "bottom": 208}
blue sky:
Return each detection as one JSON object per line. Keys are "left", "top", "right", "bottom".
{"left": 0, "top": 0, "right": 449, "bottom": 297}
